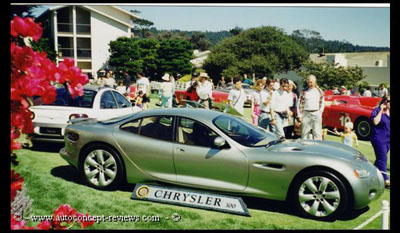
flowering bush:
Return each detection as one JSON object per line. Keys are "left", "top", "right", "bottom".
{"left": 10, "top": 16, "right": 88, "bottom": 153}
{"left": 10, "top": 16, "right": 92, "bottom": 230}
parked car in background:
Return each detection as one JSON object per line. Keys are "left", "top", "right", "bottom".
{"left": 30, "top": 85, "right": 141, "bottom": 143}
{"left": 60, "top": 108, "right": 384, "bottom": 220}
{"left": 216, "top": 83, "right": 254, "bottom": 107}
{"left": 175, "top": 89, "right": 229, "bottom": 106}
{"left": 323, "top": 95, "right": 381, "bottom": 140}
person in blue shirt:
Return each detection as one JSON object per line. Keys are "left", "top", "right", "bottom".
{"left": 370, "top": 95, "right": 390, "bottom": 188}
{"left": 242, "top": 73, "right": 253, "bottom": 85}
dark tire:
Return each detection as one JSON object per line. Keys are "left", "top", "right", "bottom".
{"left": 79, "top": 144, "right": 124, "bottom": 190}
{"left": 354, "top": 117, "right": 371, "bottom": 140}
{"left": 289, "top": 170, "right": 349, "bottom": 220}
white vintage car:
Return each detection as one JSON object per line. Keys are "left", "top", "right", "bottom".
{"left": 29, "top": 85, "right": 141, "bottom": 143}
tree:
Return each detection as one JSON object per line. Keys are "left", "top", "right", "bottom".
{"left": 203, "top": 26, "right": 309, "bottom": 82}
{"left": 132, "top": 18, "right": 154, "bottom": 38}
{"left": 190, "top": 32, "right": 211, "bottom": 51}
{"left": 156, "top": 39, "right": 193, "bottom": 78}
{"left": 11, "top": 5, "right": 38, "bottom": 18}
{"left": 229, "top": 26, "right": 243, "bottom": 36}
{"left": 298, "top": 60, "right": 366, "bottom": 90}
{"left": 108, "top": 37, "right": 142, "bottom": 79}
{"left": 137, "top": 39, "right": 160, "bottom": 77}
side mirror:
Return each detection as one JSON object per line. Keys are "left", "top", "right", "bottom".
{"left": 214, "top": 136, "right": 226, "bottom": 148}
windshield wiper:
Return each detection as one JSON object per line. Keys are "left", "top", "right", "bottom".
{"left": 265, "top": 136, "right": 285, "bottom": 148}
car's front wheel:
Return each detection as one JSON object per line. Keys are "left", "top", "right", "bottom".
{"left": 354, "top": 117, "right": 371, "bottom": 140}
{"left": 79, "top": 144, "right": 124, "bottom": 190}
{"left": 290, "top": 170, "right": 350, "bottom": 220}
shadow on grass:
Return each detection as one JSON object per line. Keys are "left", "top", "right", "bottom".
{"left": 30, "top": 142, "right": 65, "bottom": 153}
{"left": 50, "top": 165, "right": 137, "bottom": 192}
{"left": 50, "top": 165, "right": 369, "bottom": 222}
{"left": 242, "top": 196, "right": 369, "bottom": 222}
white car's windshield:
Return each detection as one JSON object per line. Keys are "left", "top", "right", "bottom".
{"left": 213, "top": 114, "right": 278, "bottom": 147}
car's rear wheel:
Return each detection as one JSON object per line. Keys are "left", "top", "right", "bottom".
{"left": 290, "top": 170, "right": 349, "bottom": 220}
{"left": 354, "top": 117, "right": 371, "bottom": 140}
{"left": 79, "top": 144, "right": 124, "bottom": 190}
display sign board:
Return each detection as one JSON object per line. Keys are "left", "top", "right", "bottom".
{"left": 131, "top": 184, "right": 250, "bottom": 216}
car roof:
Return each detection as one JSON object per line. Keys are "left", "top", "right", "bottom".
{"left": 133, "top": 108, "right": 225, "bottom": 122}
{"left": 83, "top": 84, "right": 114, "bottom": 92}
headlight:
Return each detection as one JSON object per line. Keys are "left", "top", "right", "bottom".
{"left": 354, "top": 169, "right": 370, "bottom": 178}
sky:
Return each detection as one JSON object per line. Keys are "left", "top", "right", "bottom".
{"left": 30, "top": 4, "right": 390, "bottom": 47}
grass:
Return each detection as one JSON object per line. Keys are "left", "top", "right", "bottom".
{"left": 12, "top": 96, "right": 390, "bottom": 229}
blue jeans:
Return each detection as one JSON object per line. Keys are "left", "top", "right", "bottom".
{"left": 274, "top": 113, "right": 287, "bottom": 138}
{"left": 258, "top": 112, "right": 274, "bottom": 133}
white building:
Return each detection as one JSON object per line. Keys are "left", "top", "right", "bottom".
{"left": 191, "top": 50, "right": 211, "bottom": 68}
{"left": 37, "top": 5, "right": 139, "bottom": 79}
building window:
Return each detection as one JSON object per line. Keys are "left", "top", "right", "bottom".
{"left": 76, "top": 7, "right": 91, "bottom": 34}
{"left": 58, "top": 37, "right": 74, "bottom": 58}
{"left": 77, "top": 38, "right": 91, "bottom": 59}
{"left": 57, "top": 7, "right": 73, "bottom": 33}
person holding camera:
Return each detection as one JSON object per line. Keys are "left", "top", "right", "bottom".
{"left": 370, "top": 95, "right": 390, "bottom": 188}
{"left": 270, "top": 78, "right": 292, "bottom": 138}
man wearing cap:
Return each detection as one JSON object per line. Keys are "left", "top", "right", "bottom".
{"left": 136, "top": 72, "right": 151, "bottom": 110}
{"left": 197, "top": 73, "right": 213, "bottom": 109}
{"left": 297, "top": 74, "right": 325, "bottom": 140}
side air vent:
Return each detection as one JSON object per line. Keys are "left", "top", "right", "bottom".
{"left": 253, "top": 163, "right": 285, "bottom": 171}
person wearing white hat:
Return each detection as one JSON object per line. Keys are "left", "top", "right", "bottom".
{"left": 160, "top": 73, "right": 174, "bottom": 108}
{"left": 196, "top": 72, "right": 213, "bottom": 109}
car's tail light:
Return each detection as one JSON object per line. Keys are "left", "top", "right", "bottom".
{"left": 69, "top": 114, "right": 88, "bottom": 120}
{"left": 31, "top": 111, "right": 35, "bottom": 120}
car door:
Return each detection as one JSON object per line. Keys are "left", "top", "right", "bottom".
{"left": 114, "top": 115, "right": 176, "bottom": 181}
{"left": 173, "top": 117, "right": 248, "bottom": 191}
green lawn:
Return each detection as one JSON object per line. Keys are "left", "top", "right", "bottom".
{"left": 12, "top": 97, "right": 390, "bottom": 229}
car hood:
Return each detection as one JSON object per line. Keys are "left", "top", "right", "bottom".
{"left": 269, "top": 139, "right": 360, "bottom": 162}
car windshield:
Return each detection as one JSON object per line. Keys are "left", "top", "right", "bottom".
{"left": 35, "top": 88, "right": 96, "bottom": 108}
{"left": 213, "top": 114, "right": 278, "bottom": 147}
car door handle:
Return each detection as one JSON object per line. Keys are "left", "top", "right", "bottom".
{"left": 176, "top": 148, "right": 185, "bottom": 153}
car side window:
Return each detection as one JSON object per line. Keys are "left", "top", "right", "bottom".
{"left": 139, "top": 116, "right": 174, "bottom": 142}
{"left": 177, "top": 117, "right": 218, "bottom": 148}
{"left": 100, "top": 91, "right": 117, "bottom": 109}
{"left": 113, "top": 91, "right": 131, "bottom": 108}
{"left": 120, "top": 118, "right": 141, "bottom": 134}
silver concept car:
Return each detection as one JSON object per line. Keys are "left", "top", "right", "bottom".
{"left": 60, "top": 108, "right": 384, "bottom": 220}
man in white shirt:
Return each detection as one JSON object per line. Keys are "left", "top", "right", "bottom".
{"left": 363, "top": 87, "right": 372, "bottom": 97}
{"left": 197, "top": 73, "right": 213, "bottom": 109}
{"left": 258, "top": 79, "right": 275, "bottom": 132}
{"left": 227, "top": 77, "right": 246, "bottom": 115}
{"left": 136, "top": 72, "right": 151, "bottom": 110}
{"left": 297, "top": 74, "right": 325, "bottom": 140}
{"left": 378, "top": 84, "right": 388, "bottom": 98}
{"left": 270, "top": 78, "right": 292, "bottom": 138}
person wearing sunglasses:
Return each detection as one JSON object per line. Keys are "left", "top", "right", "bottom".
{"left": 370, "top": 95, "right": 390, "bottom": 188}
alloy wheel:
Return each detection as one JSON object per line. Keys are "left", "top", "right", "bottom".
{"left": 84, "top": 149, "right": 118, "bottom": 187}
{"left": 298, "top": 176, "right": 341, "bottom": 217}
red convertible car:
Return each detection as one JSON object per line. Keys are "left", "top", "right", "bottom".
{"left": 175, "top": 89, "right": 229, "bottom": 106}
{"left": 323, "top": 95, "right": 381, "bottom": 140}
